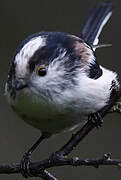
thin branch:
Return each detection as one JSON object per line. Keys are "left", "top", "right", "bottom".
{"left": 55, "top": 120, "right": 95, "bottom": 156}
{"left": 32, "top": 169, "right": 58, "bottom": 180}
{"left": 0, "top": 154, "right": 121, "bottom": 174}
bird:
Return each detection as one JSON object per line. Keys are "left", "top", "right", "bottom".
{"left": 5, "top": 0, "right": 119, "bottom": 177}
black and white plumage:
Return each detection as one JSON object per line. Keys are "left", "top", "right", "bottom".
{"left": 5, "top": 0, "right": 119, "bottom": 135}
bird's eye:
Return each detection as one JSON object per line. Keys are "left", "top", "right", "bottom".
{"left": 36, "top": 65, "right": 47, "bottom": 76}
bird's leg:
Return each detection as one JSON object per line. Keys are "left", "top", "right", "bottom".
{"left": 88, "top": 112, "right": 103, "bottom": 128}
{"left": 20, "top": 132, "right": 51, "bottom": 178}
{"left": 49, "top": 112, "right": 103, "bottom": 161}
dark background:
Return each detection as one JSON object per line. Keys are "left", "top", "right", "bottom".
{"left": 0, "top": 0, "right": 121, "bottom": 180}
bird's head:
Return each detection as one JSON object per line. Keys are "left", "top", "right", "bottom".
{"left": 6, "top": 32, "right": 101, "bottom": 104}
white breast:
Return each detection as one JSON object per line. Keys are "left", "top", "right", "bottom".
{"left": 9, "top": 89, "right": 85, "bottom": 134}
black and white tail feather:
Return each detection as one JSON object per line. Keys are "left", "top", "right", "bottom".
{"left": 80, "top": 0, "right": 113, "bottom": 47}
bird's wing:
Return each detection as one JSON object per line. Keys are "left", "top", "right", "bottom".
{"left": 80, "top": 0, "right": 113, "bottom": 47}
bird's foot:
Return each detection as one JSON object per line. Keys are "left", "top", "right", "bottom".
{"left": 88, "top": 112, "right": 103, "bottom": 128}
{"left": 109, "top": 101, "right": 121, "bottom": 114}
{"left": 20, "top": 152, "right": 33, "bottom": 178}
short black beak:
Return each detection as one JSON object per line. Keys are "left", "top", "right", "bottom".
{"left": 15, "top": 80, "right": 28, "bottom": 90}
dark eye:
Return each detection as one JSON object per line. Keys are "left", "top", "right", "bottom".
{"left": 36, "top": 65, "right": 47, "bottom": 76}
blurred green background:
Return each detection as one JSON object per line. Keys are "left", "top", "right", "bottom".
{"left": 0, "top": 0, "right": 121, "bottom": 179}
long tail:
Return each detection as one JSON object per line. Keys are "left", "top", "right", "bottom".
{"left": 80, "top": 0, "right": 114, "bottom": 46}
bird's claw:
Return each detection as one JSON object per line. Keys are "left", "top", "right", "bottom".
{"left": 109, "top": 102, "right": 121, "bottom": 114}
{"left": 20, "top": 152, "right": 33, "bottom": 178}
{"left": 88, "top": 112, "right": 103, "bottom": 128}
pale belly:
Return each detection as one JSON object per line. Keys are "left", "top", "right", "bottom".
{"left": 9, "top": 90, "right": 86, "bottom": 134}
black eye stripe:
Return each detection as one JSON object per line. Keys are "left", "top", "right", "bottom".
{"left": 29, "top": 62, "right": 35, "bottom": 72}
